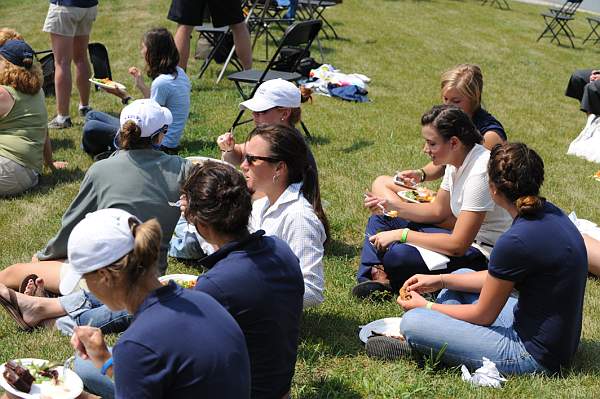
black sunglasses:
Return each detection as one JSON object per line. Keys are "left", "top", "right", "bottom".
{"left": 244, "top": 154, "right": 281, "bottom": 165}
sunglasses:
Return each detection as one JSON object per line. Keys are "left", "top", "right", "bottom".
{"left": 244, "top": 154, "right": 281, "bottom": 165}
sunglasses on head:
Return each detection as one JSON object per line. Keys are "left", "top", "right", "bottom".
{"left": 244, "top": 154, "right": 281, "bottom": 165}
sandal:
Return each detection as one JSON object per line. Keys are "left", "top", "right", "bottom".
{"left": 0, "top": 287, "right": 33, "bottom": 332}
{"left": 19, "top": 274, "right": 56, "bottom": 298}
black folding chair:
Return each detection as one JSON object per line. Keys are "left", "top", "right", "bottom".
{"left": 583, "top": 15, "right": 600, "bottom": 45}
{"left": 536, "top": 0, "right": 583, "bottom": 48}
{"left": 481, "top": 0, "right": 509, "bottom": 11}
{"left": 228, "top": 19, "right": 322, "bottom": 137}
{"left": 297, "top": 0, "right": 339, "bottom": 39}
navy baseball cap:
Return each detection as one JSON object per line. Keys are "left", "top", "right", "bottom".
{"left": 0, "top": 40, "right": 34, "bottom": 68}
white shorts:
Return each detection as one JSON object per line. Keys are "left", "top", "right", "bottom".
{"left": 0, "top": 156, "right": 38, "bottom": 197}
{"left": 43, "top": 4, "right": 98, "bottom": 37}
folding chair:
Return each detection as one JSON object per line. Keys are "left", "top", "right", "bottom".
{"left": 583, "top": 16, "right": 600, "bottom": 45}
{"left": 481, "top": 0, "right": 509, "bottom": 11}
{"left": 228, "top": 19, "right": 323, "bottom": 138}
{"left": 297, "top": 0, "right": 339, "bottom": 39}
{"left": 536, "top": 0, "right": 583, "bottom": 48}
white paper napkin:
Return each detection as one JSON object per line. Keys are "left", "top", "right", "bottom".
{"left": 405, "top": 243, "right": 449, "bottom": 271}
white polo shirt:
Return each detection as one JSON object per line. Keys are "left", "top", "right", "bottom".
{"left": 440, "top": 144, "right": 512, "bottom": 254}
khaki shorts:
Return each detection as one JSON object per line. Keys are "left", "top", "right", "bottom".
{"left": 43, "top": 4, "right": 98, "bottom": 37}
{"left": 0, "top": 156, "right": 39, "bottom": 197}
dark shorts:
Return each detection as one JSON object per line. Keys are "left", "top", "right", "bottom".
{"left": 167, "top": 0, "right": 244, "bottom": 28}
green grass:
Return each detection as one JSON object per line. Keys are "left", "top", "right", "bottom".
{"left": 2, "top": 0, "right": 600, "bottom": 397}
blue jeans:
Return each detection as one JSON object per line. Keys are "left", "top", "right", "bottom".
{"left": 74, "top": 348, "right": 115, "bottom": 399}
{"left": 56, "top": 291, "right": 131, "bottom": 336}
{"left": 358, "top": 215, "right": 488, "bottom": 290}
{"left": 400, "top": 269, "right": 549, "bottom": 375}
{"left": 81, "top": 111, "right": 119, "bottom": 156}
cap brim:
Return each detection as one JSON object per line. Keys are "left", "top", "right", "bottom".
{"left": 59, "top": 263, "right": 85, "bottom": 295}
{"left": 239, "top": 97, "right": 275, "bottom": 112}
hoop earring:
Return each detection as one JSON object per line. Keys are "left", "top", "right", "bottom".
{"left": 272, "top": 174, "right": 279, "bottom": 184}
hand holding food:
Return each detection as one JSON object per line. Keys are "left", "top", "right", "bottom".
{"left": 128, "top": 66, "right": 145, "bottom": 90}
{"left": 71, "top": 326, "right": 110, "bottom": 369}
{"left": 217, "top": 132, "right": 236, "bottom": 152}
{"left": 403, "top": 274, "right": 443, "bottom": 294}
{"left": 397, "top": 289, "right": 428, "bottom": 310}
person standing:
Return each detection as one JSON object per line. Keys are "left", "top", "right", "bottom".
{"left": 43, "top": 0, "right": 98, "bottom": 129}
{"left": 167, "top": 0, "right": 252, "bottom": 71}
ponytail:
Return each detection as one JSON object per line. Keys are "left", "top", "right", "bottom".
{"left": 300, "top": 161, "right": 330, "bottom": 243}
{"left": 515, "top": 195, "right": 544, "bottom": 218}
{"left": 106, "top": 217, "right": 162, "bottom": 288}
{"left": 118, "top": 120, "right": 153, "bottom": 150}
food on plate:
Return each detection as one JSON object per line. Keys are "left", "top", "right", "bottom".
{"left": 385, "top": 210, "right": 399, "bottom": 218}
{"left": 401, "top": 189, "right": 435, "bottom": 203}
{"left": 162, "top": 278, "right": 197, "bottom": 289}
{"left": 593, "top": 170, "right": 600, "bottom": 181}
{"left": 90, "top": 77, "right": 124, "bottom": 90}
{"left": 399, "top": 286, "right": 412, "bottom": 301}
{"left": 393, "top": 174, "right": 418, "bottom": 189}
{"left": 3, "top": 360, "right": 35, "bottom": 393}
{"left": 368, "top": 330, "right": 406, "bottom": 341}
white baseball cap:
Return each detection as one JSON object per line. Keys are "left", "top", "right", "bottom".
{"left": 60, "top": 209, "right": 140, "bottom": 295}
{"left": 119, "top": 99, "right": 173, "bottom": 137}
{"left": 239, "top": 79, "right": 301, "bottom": 112}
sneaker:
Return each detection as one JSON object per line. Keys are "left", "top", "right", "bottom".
{"left": 79, "top": 105, "right": 93, "bottom": 117}
{"left": 351, "top": 280, "right": 393, "bottom": 300}
{"left": 48, "top": 116, "right": 72, "bottom": 129}
{"left": 365, "top": 336, "right": 412, "bottom": 361}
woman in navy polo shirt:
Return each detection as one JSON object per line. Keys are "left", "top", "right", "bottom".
{"left": 181, "top": 161, "right": 304, "bottom": 399}
{"left": 369, "top": 143, "right": 588, "bottom": 375}
{"left": 62, "top": 208, "right": 250, "bottom": 398}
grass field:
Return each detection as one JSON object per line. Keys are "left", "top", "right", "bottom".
{"left": 2, "top": 0, "right": 600, "bottom": 397}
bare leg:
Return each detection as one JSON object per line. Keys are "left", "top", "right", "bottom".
{"left": 0, "top": 261, "right": 64, "bottom": 294}
{"left": 174, "top": 24, "right": 194, "bottom": 70}
{"left": 51, "top": 33, "right": 74, "bottom": 117}
{"left": 230, "top": 21, "right": 252, "bottom": 69}
{"left": 584, "top": 234, "right": 600, "bottom": 277}
{"left": 0, "top": 283, "right": 66, "bottom": 327}
{"left": 73, "top": 34, "right": 92, "bottom": 107}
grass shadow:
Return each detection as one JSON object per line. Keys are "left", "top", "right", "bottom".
{"left": 306, "top": 134, "right": 330, "bottom": 146}
{"left": 299, "top": 310, "right": 364, "bottom": 357}
{"left": 297, "top": 376, "right": 362, "bottom": 399}
{"left": 340, "top": 139, "right": 373, "bottom": 153}
{"left": 30, "top": 167, "right": 87, "bottom": 195}
{"left": 568, "top": 339, "right": 600, "bottom": 375}
{"left": 326, "top": 239, "right": 360, "bottom": 258}
{"left": 50, "top": 138, "right": 78, "bottom": 151}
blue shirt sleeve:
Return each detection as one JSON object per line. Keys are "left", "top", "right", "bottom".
{"left": 150, "top": 78, "right": 169, "bottom": 107}
{"left": 113, "top": 340, "right": 167, "bottom": 399}
{"left": 487, "top": 233, "right": 530, "bottom": 282}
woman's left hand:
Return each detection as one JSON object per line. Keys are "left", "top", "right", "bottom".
{"left": 369, "top": 230, "right": 401, "bottom": 251}
{"left": 397, "top": 289, "right": 428, "bottom": 310}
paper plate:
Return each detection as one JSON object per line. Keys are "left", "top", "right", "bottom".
{"left": 393, "top": 174, "right": 419, "bottom": 190}
{"left": 358, "top": 317, "right": 403, "bottom": 344}
{"left": 0, "top": 358, "right": 83, "bottom": 399}
{"left": 185, "top": 156, "right": 230, "bottom": 166}
{"left": 159, "top": 274, "right": 198, "bottom": 289}
{"left": 89, "top": 78, "right": 126, "bottom": 90}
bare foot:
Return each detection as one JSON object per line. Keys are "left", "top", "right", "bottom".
{"left": 0, "top": 283, "right": 55, "bottom": 328}
{"left": 23, "top": 277, "right": 47, "bottom": 297}
{"left": 371, "top": 265, "right": 389, "bottom": 283}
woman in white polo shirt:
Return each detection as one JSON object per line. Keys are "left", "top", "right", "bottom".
{"left": 354, "top": 105, "right": 512, "bottom": 297}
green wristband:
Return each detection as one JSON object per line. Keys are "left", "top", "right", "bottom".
{"left": 400, "top": 228, "right": 409, "bottom": 243}
{"left": 426, "top": 301, "right": 434, "bottom": 310}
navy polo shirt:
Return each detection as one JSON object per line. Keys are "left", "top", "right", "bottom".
{"left": 488, "top": 201, "right": 587, "bottom": 373}
{"left": 195, "top": 230, "right": 304, "bottom": 399}
{"left": 113, "top": 282, "right": 251, "bottom": 399}
{"left": 50, "top": 0, "right": 98, "bottom": 7}
{"left": 472, "top": 107, "right": 507, "bottom": 141}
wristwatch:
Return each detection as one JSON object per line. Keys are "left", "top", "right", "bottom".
{"left": 121, "top": 96, "right": 132, "bottom": 105}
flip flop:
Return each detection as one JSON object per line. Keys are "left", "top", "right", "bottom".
{"left": 19, "top": 274, "right": 39, "bottom": 295}
{"left": 18, "top": 274, "right": 56, "bottom": 298}
{"left": 0, "top": 287, "right": 34, "bottom": 332}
